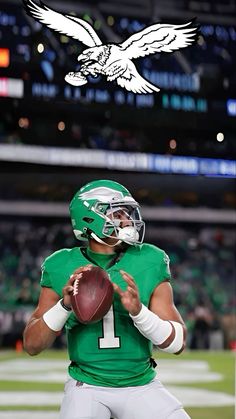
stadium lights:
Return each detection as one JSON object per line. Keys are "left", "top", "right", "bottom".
{"left": 94, "top": 20, "right": 101, "bottom": 30}
{"left": 0, "top": 48, "right": 10, "bottom": 68}
{"left": 58, "top": 121, "right": 65, "bottom": 131}
{"left": 197, "top": 35, "right": 205, "bottom": 47}
{"left": 227, "top": 99, "right": 236, "bottom": 116}
{"left": 169, "top": 139, "right": 177, "bottom": 150}
{"left": 37, "top": 43, "right": 44, "bottom": 54}
{"left": 107, "top": 16, "right": 114, "bottom": 26}
{"left": 216, "top": 132, "right": 224, "bottom": 142}
{"left": 18, "top": 117, "right": 29, "bottom": 129}
{"left": 60, "top": 35, "right": 69, "bottom": 44}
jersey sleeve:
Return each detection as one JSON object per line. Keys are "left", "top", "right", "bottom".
{"left": 158, "top": 251, "right": 171, "bottom": 281}
{"left": 40, "top": 261, "right": 52, "bottom": 288}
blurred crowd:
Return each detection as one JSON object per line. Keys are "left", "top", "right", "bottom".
{"left": 1, "top": 115, "right": 235, "bottom": 159}
{"left": 0, "top": 219, "right": 235, "bottom": 349}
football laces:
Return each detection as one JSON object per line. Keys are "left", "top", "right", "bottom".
{"left": 73, "top": 278, "right": 80, "bottom": 296}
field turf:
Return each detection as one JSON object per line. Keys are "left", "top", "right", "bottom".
{"left": 0, "top": 349, "right": 235, "bottom": 419}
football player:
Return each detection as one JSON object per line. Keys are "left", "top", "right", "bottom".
{"left": 23, "top": 179, "right": 190, "bottom": 419}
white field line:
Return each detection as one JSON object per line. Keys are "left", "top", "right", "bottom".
{"left": 0, "top": 358, "right": 234, "bottom": 408}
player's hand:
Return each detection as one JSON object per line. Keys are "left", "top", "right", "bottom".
{"left": 113, "top": 270, "right": 142, "bottom": 316}
{"left": 62, "top": 265, "right": 92, "bottom": 308}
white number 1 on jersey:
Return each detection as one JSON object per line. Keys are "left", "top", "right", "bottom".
{"left": 99, "top": 305, "right": 120, "bottom": 348}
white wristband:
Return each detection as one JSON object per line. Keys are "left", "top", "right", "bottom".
{"left": 129, "top": 304, "right": 172, "bottom": 345}
{"left": 43, "top": 299, "right": 71, "bottom": 332}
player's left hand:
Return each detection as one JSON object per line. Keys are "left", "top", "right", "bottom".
{"left": 113, "top": 270, "right": 142, "bottom": 316}
{"left": 62, "top": 264, "right": 93, "bottom": 308}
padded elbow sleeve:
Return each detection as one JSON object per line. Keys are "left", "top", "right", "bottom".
{"left": 158, "top": 321, "right": 184, "bottom": 354}
{"left": 130, "top": 304, "right": 184, "bottom": 353}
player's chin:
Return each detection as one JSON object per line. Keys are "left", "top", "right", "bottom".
{"left": 103, "top": 235, "right": 121, "bottom": 246}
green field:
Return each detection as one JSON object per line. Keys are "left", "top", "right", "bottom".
{"left": 0, "top": 349, "right": 235, "bottom": 419}
{"left": 155, "top": 350, "right": 235, "bottom": 419}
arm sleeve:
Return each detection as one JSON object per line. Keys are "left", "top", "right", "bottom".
{"left": 158, "top": 251, "right": 171, "bottom": 281}
{"left": 40, "top": 262, "right": 52, "bottom": 288}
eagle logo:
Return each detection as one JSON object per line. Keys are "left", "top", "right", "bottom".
{"left": 23, "top": 0, "right": 199, "bottom": 94}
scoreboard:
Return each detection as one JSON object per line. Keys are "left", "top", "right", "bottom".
{"left": 0, "top": 2, "right": 235, "bottom": 122}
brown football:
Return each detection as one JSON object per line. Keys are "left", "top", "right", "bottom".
{"left": 71, "top": 266, "right": 114, "bottom": 324}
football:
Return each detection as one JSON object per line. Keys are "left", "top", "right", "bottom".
{"left": 71, "top": 266, "right": 114, "bottom": 324}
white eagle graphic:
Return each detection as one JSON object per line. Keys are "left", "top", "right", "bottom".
{"left": 24, "top": 0, "right": 198, "bottom": 94}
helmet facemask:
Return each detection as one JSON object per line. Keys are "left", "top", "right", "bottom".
{"left": 95, "top": 201, "right": 145, "bottom": 245}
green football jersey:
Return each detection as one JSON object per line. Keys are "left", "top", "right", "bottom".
{"left": 41, "top": 243, "right": 171, "bottom": 387}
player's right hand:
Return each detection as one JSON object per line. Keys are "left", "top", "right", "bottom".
{"left": 62, "top": 265, "right": 93, "bottom": 308}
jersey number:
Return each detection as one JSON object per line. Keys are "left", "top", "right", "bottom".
{"left": 99, "top": 306, "right": 120, "bottom": 349}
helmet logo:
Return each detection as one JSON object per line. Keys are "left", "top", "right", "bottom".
{"left": 80, "top": 187, "right": 124, "bottom": 202}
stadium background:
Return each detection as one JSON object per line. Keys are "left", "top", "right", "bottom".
{"left": 0, "top": 0, "right": 235, "bottom": 418}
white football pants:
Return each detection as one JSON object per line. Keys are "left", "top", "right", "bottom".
{"left": 59, "top": 377, "right": 191, "bottom": 419}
